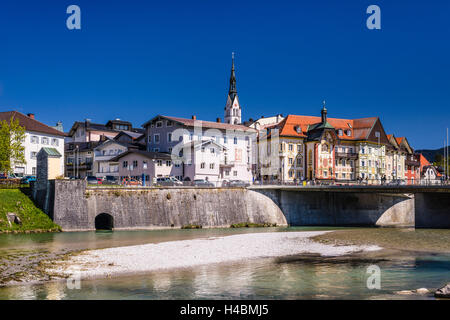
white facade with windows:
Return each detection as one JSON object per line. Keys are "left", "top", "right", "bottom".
{"left": 21, "top": 131, "right": 65, "bottom": 176}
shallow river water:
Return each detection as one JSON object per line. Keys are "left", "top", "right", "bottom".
{"left": 0, "top": 227, "right": 449, "bottom": 300}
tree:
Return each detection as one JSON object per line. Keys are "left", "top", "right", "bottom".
{"left": 0, "top": 117, "right": 26, "bottom": 175}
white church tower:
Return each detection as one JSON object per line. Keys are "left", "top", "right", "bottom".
{"left": 224, "top": 53, "right": 242, "bottom": 124}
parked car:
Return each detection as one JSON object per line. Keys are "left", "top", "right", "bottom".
{"left": 86, "top": 176, "right": 98, "bottom": 184}
{"left": 227, "top": 180, "right": 250, "bottom": 187}
{"left": 97, "top": 177, "right": 103, "bottom": 185}
{"left": 103, "top": 176, "right": 119, "bottom": 185}
{"left": 20, "top": 175, "right": 36, "bottom": 184}
{"left": 156, "top": 177, "right": 183, "bottom": 186}
{"left": 193, "top": 179, "right": 214, "bottom": 187}
{"left": 123, "top": 178, "right": 141, "bottom": 186}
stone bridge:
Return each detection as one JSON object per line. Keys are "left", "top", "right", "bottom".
{"left": 249, "top": 185, "right": 450, "bottom": 229}
{"left": 31, "top": 180, "right": 450, "bottom": 231}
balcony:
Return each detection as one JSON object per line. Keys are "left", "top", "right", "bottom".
{"left": 335, "top": 152, "right": 358, "bottom": 159}
{"left": 405, "top": 158, "right": 420, "bottom": 167}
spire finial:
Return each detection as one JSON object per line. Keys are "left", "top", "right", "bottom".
{"left": 321, "top": 100, "right": 327, "bottom": 123}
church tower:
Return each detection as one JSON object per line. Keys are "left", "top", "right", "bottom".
{"left": 224, "top": 53, "right": 242, "bottom": 124}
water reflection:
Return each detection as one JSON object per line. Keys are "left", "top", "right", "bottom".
{"left": 0, "top": 227, "right": 449, "bottom": 300}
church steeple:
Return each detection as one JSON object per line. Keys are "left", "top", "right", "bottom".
{"left": 224, "top": 52, "right": 242, "bottom": 125}
{"left": 228, "top": 52, "right": 237, "bottom": 101}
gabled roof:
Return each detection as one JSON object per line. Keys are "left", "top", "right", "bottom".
{"left": 182, "top": 139, "right": 226, "bottom": 150}
{"left": 115, "top": 130, "right": 144, "bottom": 140}
{"left": 273, "top": 114, "right": 379, "bottom": 141}
{"left": 110, "top": 150, "right": 172, "bottom": 162}
{"left": 142, "top": 115, "right": 257, "bottom": 133}
{"left": 0, "top": 111, "right": 66, "bottom": 137}
{"left": 39, "top": 147, "right": 62, "bottom": 157}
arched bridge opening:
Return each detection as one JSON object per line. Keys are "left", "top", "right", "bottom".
{"left": 95, "top": 213, "right": 114, "bottom": 231}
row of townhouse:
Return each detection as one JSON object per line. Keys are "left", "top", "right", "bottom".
{"left": 63, "top": 56, "right": 256, "bottom": 184}
{"left": 255, "top": 104, "right": 439, "bottom": 184}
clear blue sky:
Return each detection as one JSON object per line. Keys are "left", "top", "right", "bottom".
{"left": 0, "top": 0, "right": 449, "bottom": 149}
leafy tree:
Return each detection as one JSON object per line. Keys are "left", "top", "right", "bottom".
{"left": 0, "top": 117, "right": 26, "bottom": 175}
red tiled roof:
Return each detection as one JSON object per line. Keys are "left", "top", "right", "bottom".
{"left": 419, "top": 153, "right": 431, "bottom": 168}
{"left": 276, "top": 114, "right": 378, "bottom": 140}
{"left": 0, "top": 111, "right": 66, "bottom": 137}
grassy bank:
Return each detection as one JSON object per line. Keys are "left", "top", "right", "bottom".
{"left": 0, "top": 189, "right": 61, "bottom": 233}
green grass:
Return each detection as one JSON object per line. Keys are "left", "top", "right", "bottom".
{"left": 0, "top": 189, "right": 61, "bottom": 233}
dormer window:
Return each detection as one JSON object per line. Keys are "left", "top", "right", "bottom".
{"left": 338, "top": 129, "right": 343, "bottom": 136}
{"left": 346, "top": 130, "right": 351, "bottom": 136}
{"left": 295, "top": 126, "right": 302, "bottom": 134}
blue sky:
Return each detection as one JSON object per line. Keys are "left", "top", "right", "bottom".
{"left": 0, "top": 0, "right": 449, "bottom": 149}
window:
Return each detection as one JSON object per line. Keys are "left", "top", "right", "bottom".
{"left": 350, "top": 160, "right": 354, "bottom": 167}
{"left": 174, "top": 162, "right": 180, "bottom": 167}
{"left": 335, "top": 159, "right": 338, "bottom": 166}
{"left": 321, "top": 144, "right": 328, "bottom": 152}
{"left": 342, "top": 173, "right": 346, "bottom": 179}
{"left": 156, "top": 121, "right": 162, "bottom": 127}
{"left": 346, "top": 130, "right": 351, "bottom": 136}
{"left": 143, "top": 161, "right": 148, "bottom": 169}
{"left": 132, "top": 160, "right": 138, "bottom": 168}
{"left": 166, "top": 160, "right": 172, "bottom": 166}
{"left": 154, "top": 134, "right": 160, "bottom": 143}
{"left": 32, "top": 167, "right": 36, "bottom": 175}
{"left": 190, "top": 133, "right": 193, "bottom": 141}
{"left": 200, "top": 162, "right": 205, "bottom": 169}
{"left": 224, "top": 136, "right": 228, "bottom": 144}
{"left": 148, "top": 136, "right": 151, "bottom": 143}
{"left": 166, "top": 121, "right": 172, "bottom": 127}
{"left": 210, "top": 163, "right": 214, "bottom": 169}
{"left": 288, "top": 144, "right": 293, "bottom": 151}
{"left": 123, "top": 161, "right": 128, "bottom": 168}
{"left": 157, "top": 160, "right": 162, "bottom": 166}
{"left": 225, "top": 170, "right": 230, "bottom": 176}
{"left": 168, "top": 147, "right": 172, "bottom": 153}
{"left": 297, "top": 157, "right": 302, "bottom": 166}
{"left": 338, "top": 129, "right": 343, "bottom": 136}
{"left": 31, "top": 136, "right": 39, "bottom": 144}
{"left": 289, "top": 170, "right": 293, "bottom": 178}
{"left": 153, "top": 148, "right": 160, "bottom": 152}
{"left": 368, "top": 160, "right": 372, "bottom": 167}
{"left": 31, "top": 151, "right": 37, "bottom": 159}
{"left": 51, "top": 139, "right": 59, "bottom": 146}
{"left": 41, "top": 137, "right": 49, "bottom": 145}
{"left": 342, "top": 159, "right": 346, "bottom": 166}
{"left": 297, "top": 144, "right": 302, "bottom": 152}
{"left": 210, "top": 148, "right": 215, "bottom": 154}
{"left": 361, "top": 160, "right": 366, "bottom": 167}
{"left": 324, "top": 171, "right": 328, "bottom": 178}
{"left": 234, "top": 137, "right": 237, "bottom": 144}
{"left": 233, "top": 171, "right": 237, "bottom": 176}
{"left": 288, "top": 158, "right": 293, "bottom": 165}
{"left": 167, "top": 133, "right": 172, "bottom": 142}
{"left": 201, "top": 147, "right": 205, "bottom": 153}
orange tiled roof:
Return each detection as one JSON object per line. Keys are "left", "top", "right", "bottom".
{"left": 277, "top": 114, "right": 378, "bottom": 141}
{"left": 419, "top": 153, "right": 431, "bottom": 168}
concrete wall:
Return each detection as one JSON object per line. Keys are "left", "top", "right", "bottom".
{"left": 253, "top": 189, "right": 415, "bottom": 227}
{"left": 51, "top": 181, "right": 287, "bottom": 231}
{"left": 415, "top": 193, "right": 450, "bottom": 228}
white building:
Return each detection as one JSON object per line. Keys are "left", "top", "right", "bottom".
{"left": 0, "top": 111, "right": 65, "bottom": 176}
{"left": 142, "top": 115, "right": 257, "bottom": 184}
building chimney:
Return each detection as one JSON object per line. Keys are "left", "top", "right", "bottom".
{"left": 27, "top": 113, "right": 35, "bottom": 119}
{"left": 216, "top": 118, "right": 221, "bottom": 123}
{"left": 192, "top": 115, "right": 196, "bottom": 120}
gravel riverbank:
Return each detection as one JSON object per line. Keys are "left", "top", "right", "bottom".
{"left": 47, "top": 231, "right": 381, "bottom": 280}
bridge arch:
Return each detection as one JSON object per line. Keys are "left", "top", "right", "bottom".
{"left": 95, "top": 213, "right": 114, "bottom": 230}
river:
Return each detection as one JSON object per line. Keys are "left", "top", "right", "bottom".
{"left": 0, "top": 227, "right": 449, "bottom": 299}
